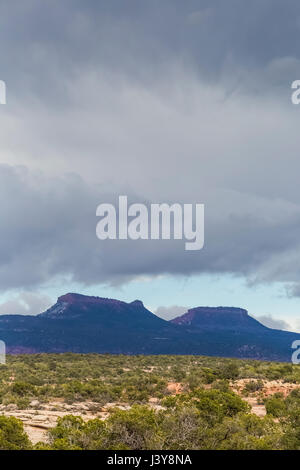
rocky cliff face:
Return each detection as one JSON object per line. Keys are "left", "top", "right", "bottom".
{"left": 171, "top": 306, "right": 266, "bottom": 331}
{"left": 0, "top": 294, "right": 298, "bottom": 361}
{"left": 39, "top": 293, "right": 130, "bottom": 319}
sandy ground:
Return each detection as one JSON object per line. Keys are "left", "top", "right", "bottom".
{"left": 0, "top": 401, "right": 123, "bottom": 444}
{"left": 0, "top": 400, "right": 160, "bottom": 444}
{"left": 231, "top": 378, "right": 300, "bottom": 398}
{"left": 230, "top": 378, "right": 300, "bottom": 417}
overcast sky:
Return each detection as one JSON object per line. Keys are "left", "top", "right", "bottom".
{"left": 1, "top": 1, "right": 300, "bottom": 330}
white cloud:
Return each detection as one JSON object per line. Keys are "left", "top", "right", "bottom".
{"left": 254, "top": 315, "right": 292, "bottom": 331}
{"left": 0, "top": 292, "right": 52, "bottom": 315}
{"left": 155, "top": 305, "right": 188, "bottom": 321}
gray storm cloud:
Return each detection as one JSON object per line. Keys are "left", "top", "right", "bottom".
{"left": 0, "top": 1, "right": 300, "bottom": 293}
{"left": 0, "top": 163, "right": 300, "bottom": 292}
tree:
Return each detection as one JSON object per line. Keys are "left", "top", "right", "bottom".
{"left": 220, "top": 362, "right": 240, "bottom": 380}
{"left": 265, "top": 397, "right": 286, "bottom": 418}
{"left": 210, "top": 414, "right": 283, "bottom": 450}
{"left": 0, "top": 416, "right": 32, "bottom": 450}
{"left": 105, "top": 405, "right": 162, "bottom": 450}
{"left": 49, "top": 415, "right": 106, "bottom": 450}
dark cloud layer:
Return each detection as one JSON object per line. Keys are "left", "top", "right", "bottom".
{"left": 2, "top": 0, "right": 300, "bottom": 98}
{"left": 0, "top": 2, "right": 300, "bottom": 294}
{"left": 1, "top": 163, "right": 300, "bottom": 292}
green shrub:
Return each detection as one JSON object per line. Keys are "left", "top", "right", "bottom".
{"left": 0, "top": 416, "right": 32, "bottom": 450}
{"left": 265, "top": 397, "right": 287, "bottom": 417}
{"left": 243, "top": 380, "right": 264, "bottom": 394}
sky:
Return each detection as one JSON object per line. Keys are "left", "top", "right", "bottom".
{"left": 1, "top": 1, "right": 300, "bottom": 330}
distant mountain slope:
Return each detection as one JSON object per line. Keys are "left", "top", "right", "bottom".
{"left": 171, "top": 306, "right": 266, "bottom": 331}
{"left": 0, "top": 293, "right": 198, "bottom": 355}
{"left": 170, "top": 305, "right": 300, "bottom": 362}
{"left": 0, "top": 293, "right": 298, "bottom": 361}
